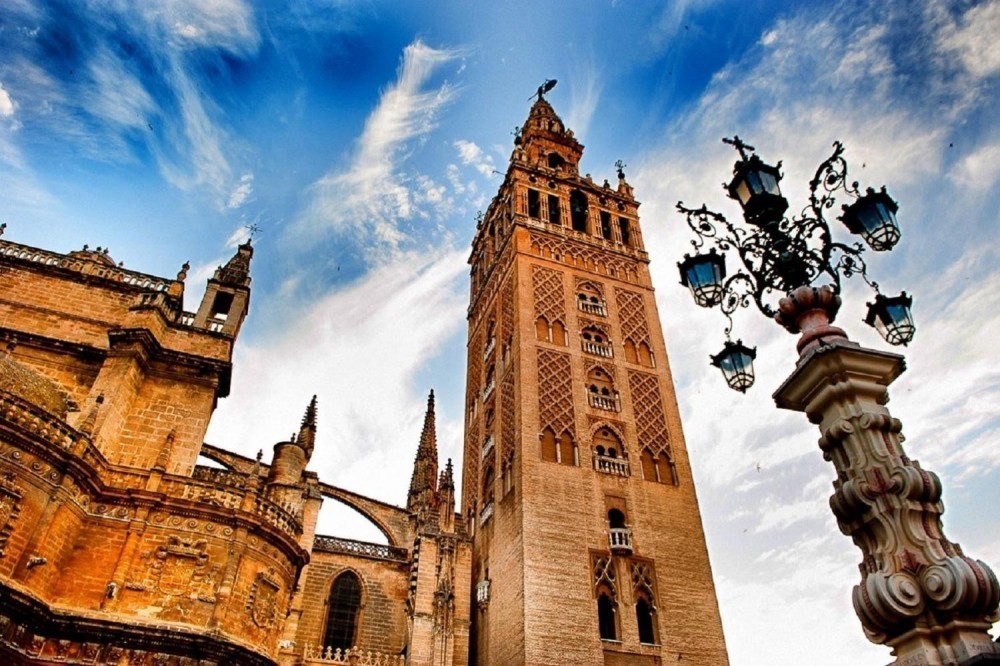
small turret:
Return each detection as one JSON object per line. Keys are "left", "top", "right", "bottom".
{"left": 266, "top": 396, "right": 317, "bottom": 491}
{"left": 193, "top": 241, "right": 253, "bottom": 337}
{"left": 407, "top": 390, "right": 438, "bottom": 512}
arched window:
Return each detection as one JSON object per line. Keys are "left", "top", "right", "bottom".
{"left": 548, "top": 152, "right": 565, "bottom": 170}
{"left": 540, "top": 428, "right": 558, "bottom": 462}
{"left": 600, "top": 211, "right": 613, "bottom": 240}
{"left": 638, "top": 342, "right": 654, "bottom": 367}
{"left": 581, "top": 326, "right": 612, "bottom": 357}
{"left": 535, "top": 316, "right": 550, "bottom": 342}
{"left": 558, "top": 432, "right": 576, "bottom": 466}
{"left": 636, "top": 595, "right": 656, "bottom": 644}
{"left": 641, "top": 448, "right": 678, "bottom": 485}
{"left": 570, "top": 190, "right": 588, "bottom": 233}
{"left": 551, "top": 320, "right": 567, "bottom": 346}
{"left": 597, "top": 590, "right": 617, "bottom": 641}
{"left": 624, "top": 339, "right": 638, "bottom": 364}
{"left": 576, "top": 283, "right": 606, "bottom": 316}
{"left": 607, "top": 508, "right": 626, "bottom": 529}
{"left": 586, "top": 368, "right": 619, "bottom": 412}
{"left": 324, "top": 572, "right": 362, "bottom": 653}
{"left": 619, "top": 217, "right": 632, "bottom": 247}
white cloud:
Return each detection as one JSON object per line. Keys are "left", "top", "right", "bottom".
{"left": 453, "top": 139, "right": 495, "bottom": 177}
{"left": 83, "top": 48, "right": 156, "bottom": 131}
{"left": 937, "top": 0, "right": 1000, "bottom": 79}
{"left": 950, "top": 142, "right": 1000, "bottom": 192}
{"left": 206, "top": 248, "right": 469, "bottom": 510}
{"left": 227, "top": 172, "right": 254, "bottom": 209}
{"left": 566, "top": 66, "right": 602, "bottom": 138}
{"left": 296, "top": 40, "right": 463, "bottom": 259}
{"left": 0, "top": 82, "right": 14, "bottom": 118}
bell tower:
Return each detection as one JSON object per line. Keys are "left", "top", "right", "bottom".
{"left": 462, "top": 90, "right": 729, "bottom": 665}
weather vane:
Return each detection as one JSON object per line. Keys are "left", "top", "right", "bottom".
{"left": 245, "top": 223, "right": 262, "bottom": 241}
{"left": 530, "top": 79, "right": 557, "bottom": 101}
{"left": 615, "top": 160, "right": 627, "bottom": 179}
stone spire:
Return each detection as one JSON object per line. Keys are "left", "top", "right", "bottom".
{"left": 515, "top": 94, "right": 583, "bottom": 174}
{"left": 214, "top": 240, "right": 253, "bottom": 287}
{"left": 297, "top": 395, "right": 317, "bottom": 459}
{"left": 407, "top": 390, "right": 439, "bottom": 512}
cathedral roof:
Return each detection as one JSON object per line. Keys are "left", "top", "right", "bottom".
{"left": 0, "top": 350, "right": 70, "bottom": 419}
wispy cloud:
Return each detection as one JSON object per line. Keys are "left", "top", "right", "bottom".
{"left": 453, "top": 139, "right": 495, "bottom": 177}
{"left": 206, "top": 248, "right": 469, "bottom": 507}
{"left": 566, "top": 65, "right": 602, "bottom": 138}
{"left": 0, "top": 82, "right": 14, "bottom": 118}
{"left": 227, "top": 172, "right": 254, "bottom": 209}
{"left": 296, "top": 40, "right": 463, "bottom": 259}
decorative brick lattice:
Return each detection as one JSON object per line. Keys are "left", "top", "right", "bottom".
{"left": 576, "top": 278, "right": 605, "bottom": 299}
{"left": 630, "top": 560, "right": 656, "bottom": 602}
{"left": 529, "top": 232, "right": 638, "bottom": 281}
{"left": 463, "top": 429, "right": 479, "bottom": 514}
{"left": 532, "top": 266, "right": 565, "bottom": 323}
{"left": 628, "top": 371, "right": 670, "bottom": 456}
{"left": 500, "top": 373, "right": 516, "bottom": 463}
{"left": 537, "top": 349, "right": 575, "bottom": 437}
{"left": 501, "top": 275, "right": 515, "bottom": 341}
{"left": 615, "top": 289, "right": 650, "bottom": 345}
{"left": 584, "top": 359, "right": 616, "bottom": 381}
{"left": 593, "top": 555, "right": 617, "bottom": 596}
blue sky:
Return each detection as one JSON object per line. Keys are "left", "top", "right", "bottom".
{"left": 2, "top": 1, "right": 998, "bottom": 663}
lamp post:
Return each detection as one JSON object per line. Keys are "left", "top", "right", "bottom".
{"left": 676, "top": 138, "right": 1000, "bottom": 665}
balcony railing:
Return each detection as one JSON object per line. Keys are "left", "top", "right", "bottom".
{"left": 582, "top": 340, "right": 613, "bottom": 357}
{"left": 482, "top": 379, "right": 495, "bottom": 400}
{"left": 609, "top": 527, "right": 633, "bottom": 554}
{"left": 588, "top": 394, "right": 620, "bottom": 412}
{"left": 479, "top": 501, "right": 494, "bottom": 526}
{"left": 207, "top": 316, "right": 226, "bottom": 333}
{"left": 578, "top": 300, "right": 607, "bottom": 317}
{"left": 594, "top": 454, "right": 630, "bottom": 477}
{"left": 476, "top": 579, "right": 490, "bottom": 607}
{"left": 312, "top": 535, "right": 408, "bottom": 562}
{"left": 483, "top": 336, "right": 496, "bottom": 361}
{"left": 482, "top": 434, "right": 495, "bottom": 461}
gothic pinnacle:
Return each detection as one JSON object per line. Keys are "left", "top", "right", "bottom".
{"left": 407, "top": 389, "right": 439, "bottom": 511}
{"left": 297, "top": 395, "right": 317, "bottom": 457}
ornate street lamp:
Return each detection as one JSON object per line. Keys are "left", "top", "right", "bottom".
{"left": 676, "top": 136, "right": 914, "bottom": 387}
{"left": 709, "top": 340, "right": 756, "bottom": 393}
{"left": 676, "top": 138, "right": 1000, "bottom": 665}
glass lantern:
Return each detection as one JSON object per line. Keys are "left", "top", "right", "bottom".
{"left": 864, "top": 292, "right": 915, "bottom": 346}
{"left": 841, "top": 187, "right": 900, "bottom": 252}
{"left": 710, "top": 340, "right": 757, "bottom": 392}
{"left": 678, "top": 249, "right": 727, "bottom": 308}
{"left": 726, "top": 154, "right": 788, "bottom": 225}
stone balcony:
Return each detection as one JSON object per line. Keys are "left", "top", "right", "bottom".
{"left": 483, "top": 336, "right": 496, "bottom": 361}
{"left": 594, "top": 454, "right": 630, "bottom": 477}
{"left": 609, "top": 527, "right": 633, "bottom": 554}
{"left": 578, "top": 300, "right": 607, "bottom": 317}
{"left": 481, "top": 434, "right": 495, "bottom": 461}
{"left": 588, "top": 393, "right": 620, "bottom": 412}
{"left": 582, "top": 340, "right": 613, "bottom": 357}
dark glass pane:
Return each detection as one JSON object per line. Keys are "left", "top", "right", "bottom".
{"left": 324, "top": 573, "right": 362, "bottom": 652}
{"left": 598, "top": 594, "right": 617, "bottom": 640}
{"left": 637, "top": 598, "right": 656, "bottom": 644}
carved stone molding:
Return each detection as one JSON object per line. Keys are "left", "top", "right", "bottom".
{"left": 774, "top": 340, "right": 1000, "bottom": 665}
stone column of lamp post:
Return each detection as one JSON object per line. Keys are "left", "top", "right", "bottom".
{"left": 675, "top": 137, "right": 1000, "bottom": 666}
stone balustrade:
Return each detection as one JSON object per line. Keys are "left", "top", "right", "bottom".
{"left": 481, "top": 434, "right": 495, "bottom": 461}
{"left": 313, "top": 535, "right": 407, "bottom": 562}
{"left": 593, "top": 454, "right": 629, "bottom": 477}
{"left": 303, "top": 645, "right": 404, "bottom": 665}
{"left": 609, "top": 527, "right": 633, "bottom": 554}
{"left": 578, "top": 300, "right": 607, "bottom": 316}
{"left": 0, "top": 240, "right": 172, "bottom": 292}
{"left": 582, "top": 340, "right": 613, "bottom": 357}
{"left": 588, "top": 394, "right": 620, "bottom": 412}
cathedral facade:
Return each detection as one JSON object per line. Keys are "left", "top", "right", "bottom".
{"left": 0, "top": 97, "right": 727, "bottom": 665}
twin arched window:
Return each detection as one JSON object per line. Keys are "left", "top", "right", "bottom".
{"left": 324, "top": 572, "right": 362, "bottom": 653}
